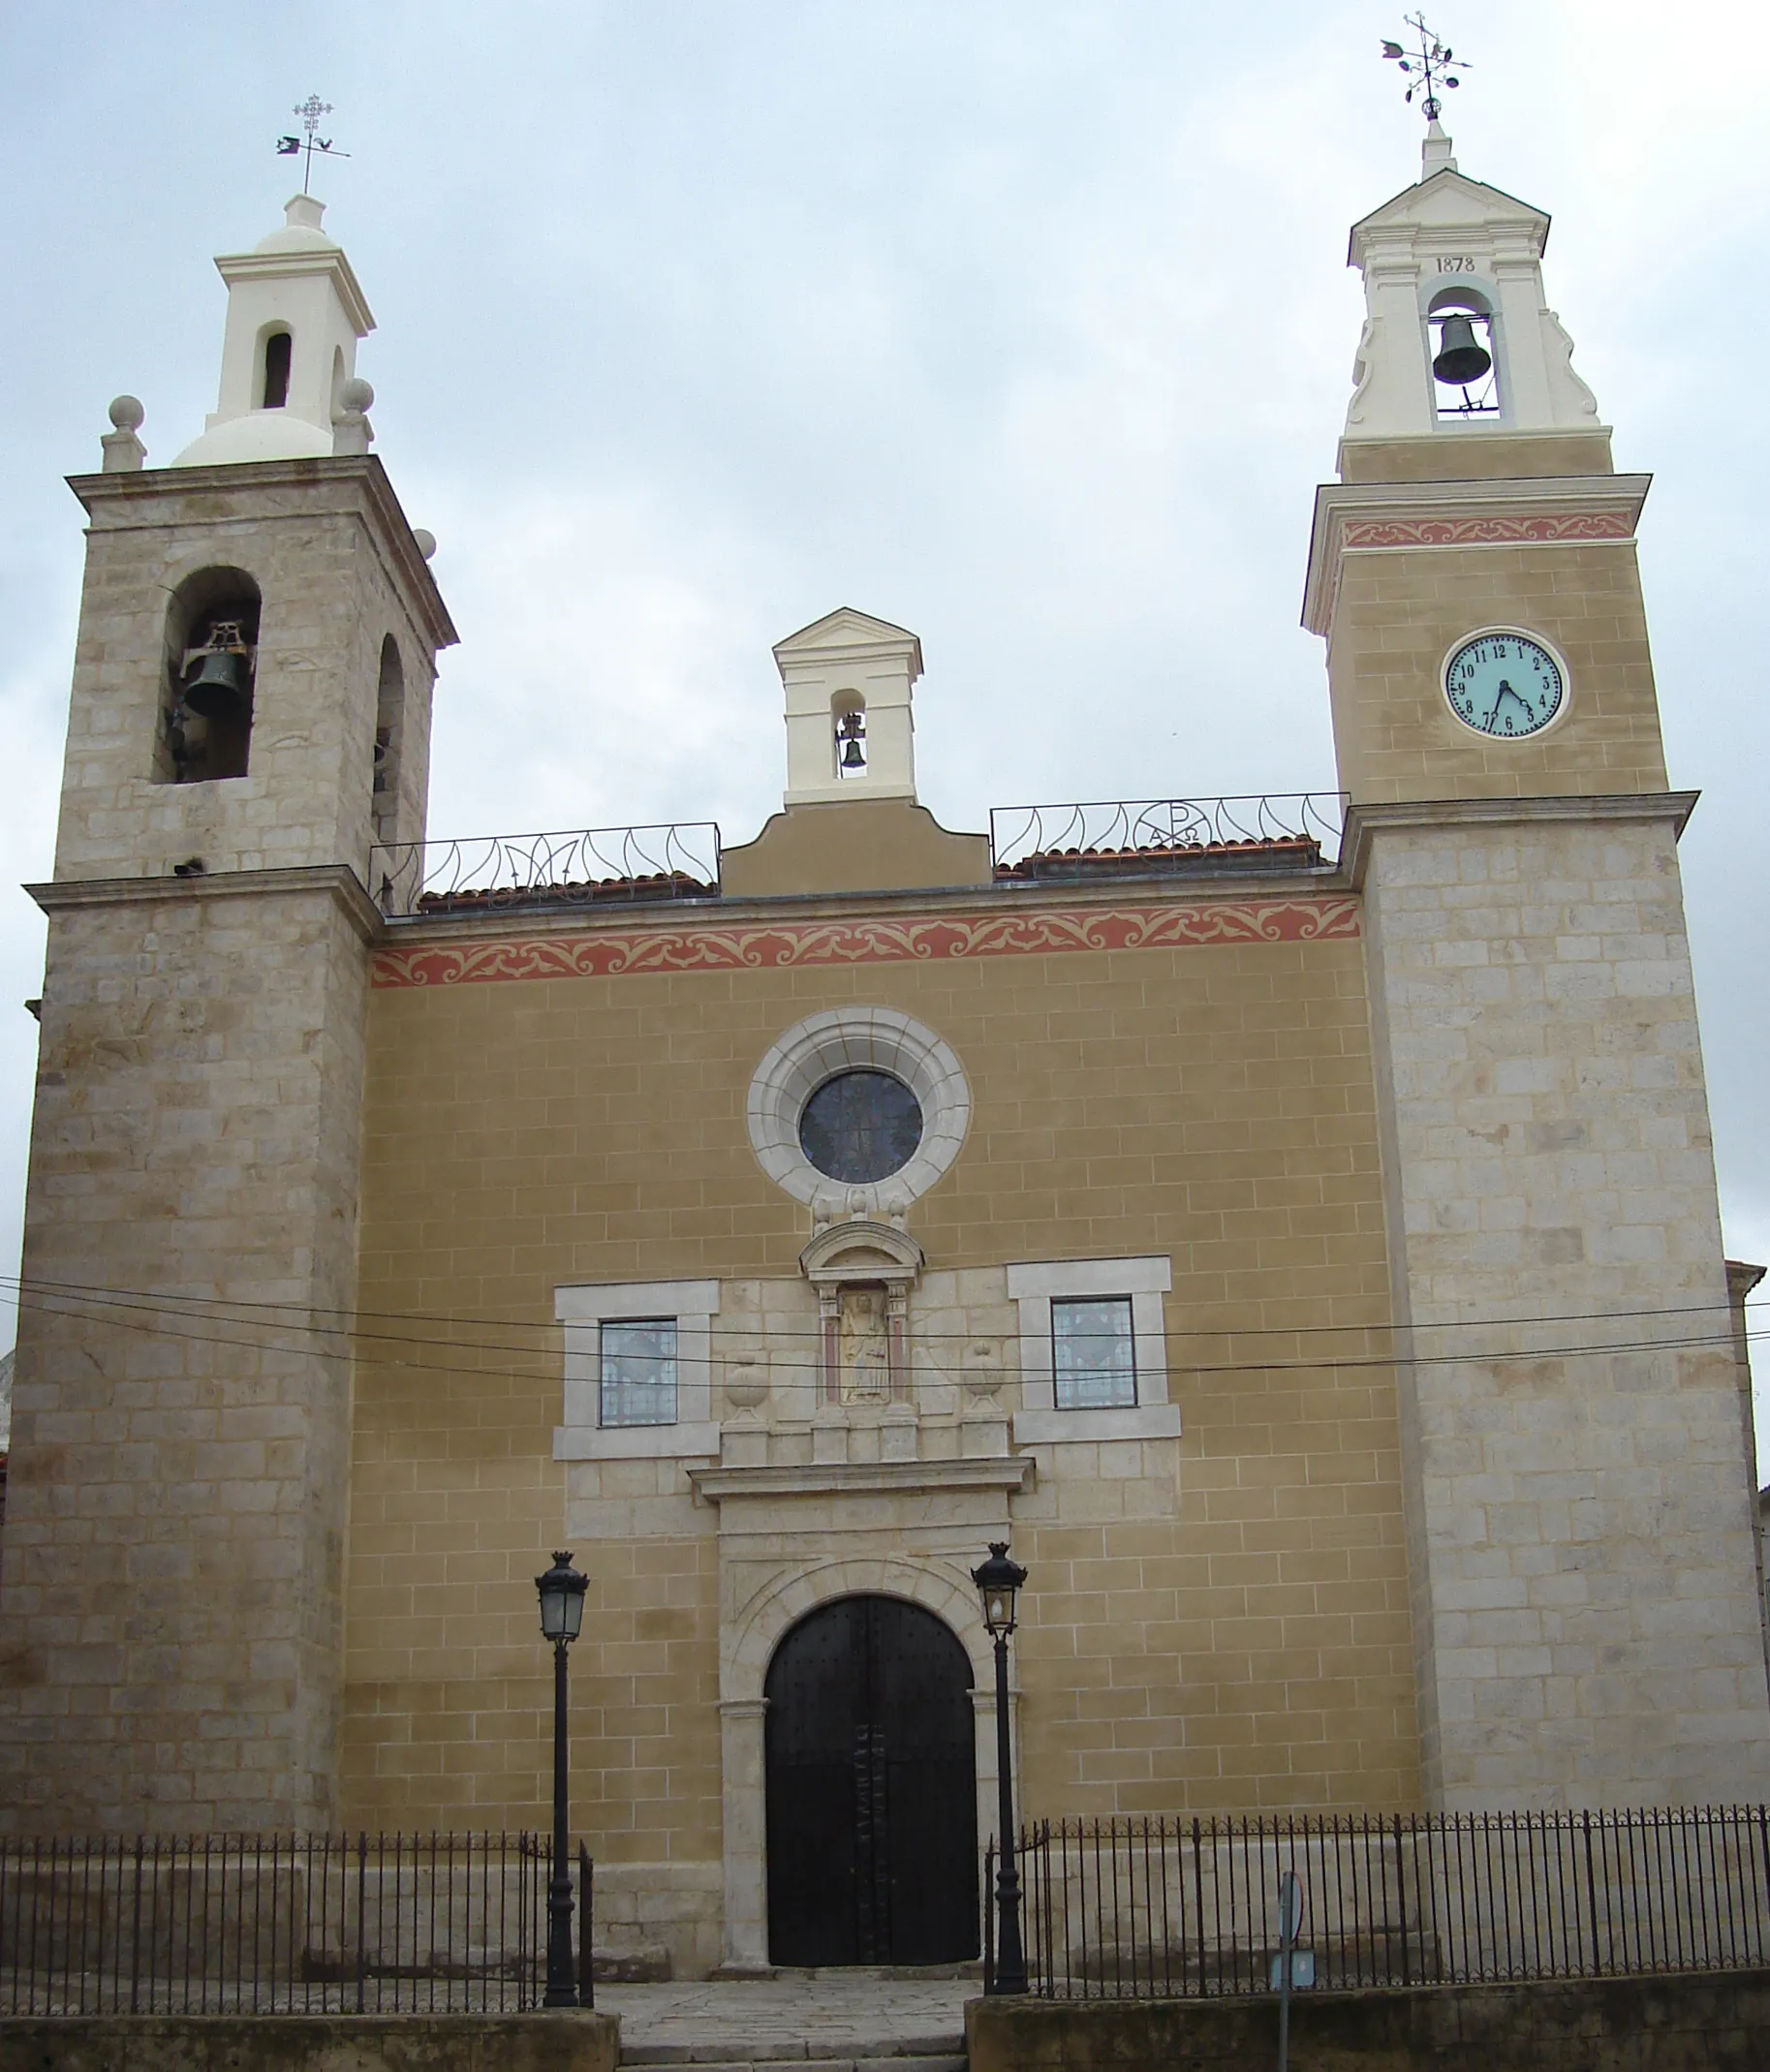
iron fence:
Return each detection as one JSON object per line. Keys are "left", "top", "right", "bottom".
{"left": 0, "top": 1832, "right": 594, "bottom": 2015}
{"left": 988, "top": 794, "right": 1348, "bottom": 882}
{"left": 987, "top": 1809, "right": 1770, "bottom": 1998}
{"left": 369, "top": 823, "right": 722, "bottom": 917}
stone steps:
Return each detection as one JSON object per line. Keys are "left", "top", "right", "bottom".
{"left": 621, "top": 2057, "right": 964, "bottom": 2072}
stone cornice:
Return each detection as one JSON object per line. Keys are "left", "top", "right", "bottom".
{"left": 1341, "top": 791, "right": 1699, "bottom": 887}
{"left": 67, "top": 455, "right": 456, "bottom": 652}
{"left": 1301, "top": 472, "right": 1652, "bottom": 637}
{"left": 27, "top": 863, "right": 385, "bottom": 946}
{"left": 688, "top": 1456, "right": 1035, "bottom": 1504}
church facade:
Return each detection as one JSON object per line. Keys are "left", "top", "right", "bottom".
{"left": 2, "top": 128, "right": 1767, "bottom": 1980}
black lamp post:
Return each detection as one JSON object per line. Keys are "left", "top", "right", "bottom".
{"left": 536, "top": 1550, "right": 588, "bottom": 2008}
{"left": 973, "top": 1540, "right": 1029, "bottom": 1995}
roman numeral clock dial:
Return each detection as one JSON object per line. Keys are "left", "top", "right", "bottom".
{"left": 1443, "top": 630, "right": 1568, "bottom": 740}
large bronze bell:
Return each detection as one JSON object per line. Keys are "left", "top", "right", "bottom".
{"left": 840, "top": 736, "right": 865, "bottom": 770}
{"left": 1433, "top": 313, "right": 1492, "bottom": 387}
{"left": 183, "top": 647, "right": 250, "bottom": 721}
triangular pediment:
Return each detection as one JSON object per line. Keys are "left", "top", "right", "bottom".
{"left": 773, "top": 606, "right": 920, "bottom": 659}
{"left": 1351, "top": 168, "right": 1549, "bottom": 260}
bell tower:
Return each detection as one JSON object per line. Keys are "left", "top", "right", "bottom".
{"left": 0, "top": 194, "right": 454, "bottom": 1833}
{"left": 1306, "top": 123, "right": 1770, "bottom": 1807}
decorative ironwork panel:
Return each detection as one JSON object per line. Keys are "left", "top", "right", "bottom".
{"left": 369, "top": 824, "right": 722, "bottom": 918}
{"left": 989, "top": 794, "right": 1348, "bottom": 882}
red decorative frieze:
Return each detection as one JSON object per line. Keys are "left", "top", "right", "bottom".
{"left": 1341, "top": 511, "right": 1634, "bottom": 549}
{"left": 372, "top": 897, "right": 1361, "bottom": 988}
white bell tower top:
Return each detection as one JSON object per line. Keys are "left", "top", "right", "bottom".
{"left": 170, "top": 195, "right": 375, "bottom": 468}
{"left": 1341, "top": 127, "right": 1603, "bottom": 451}
{"left": 775, "top": 608, "right": 921, "bottom": 807}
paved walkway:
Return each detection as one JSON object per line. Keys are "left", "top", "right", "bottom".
{"left": 601, "top": 1972, "right": 974, "bottom": 2067}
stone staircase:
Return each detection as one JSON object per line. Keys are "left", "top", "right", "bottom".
{"left": 605, "top": 1970, "right": 972, "bottom": 2072}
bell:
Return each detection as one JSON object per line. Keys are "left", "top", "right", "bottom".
{"left": 183, "top": 648, "right": 249, "bottom": 721}
{"left": 840, "top": 736, "right": 865, "bottom": 770}
{"left": 1433, "top": 313, "right": 1492, "bottom": 387}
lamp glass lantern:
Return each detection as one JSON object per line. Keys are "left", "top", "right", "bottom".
{"left": 537, "top": 1551, "right": 588, "bottom": 1644}
{"left": 973, "top": 1542, "right": 1026, "bottom": 1636}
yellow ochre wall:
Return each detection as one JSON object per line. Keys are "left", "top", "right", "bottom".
{"left": 340, "top": 912, "right": 1421, "bottom": 1864}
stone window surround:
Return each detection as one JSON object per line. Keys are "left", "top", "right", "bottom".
{"left": 747, "top": 1007, "right": 970, "bottom": 1215}
{"left": 553, "top": 1279, "right": 721, "bottom": 1461}
{"left": 1007, "top": 1255, "right": 1181, "bottom": 1444}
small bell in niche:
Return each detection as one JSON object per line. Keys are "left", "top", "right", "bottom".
{"left": 836, "top": 708, "right": 866, "bottom": 775}
{"left": 183, "top": 619, "right": 254, "bottom": 724}
{"left": 1433, "top": 312, "right": 1492, "bottom": 387}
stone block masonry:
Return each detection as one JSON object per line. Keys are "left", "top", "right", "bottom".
{"left": 0, "top": 874, "right": 376, "bottom": 1831}
{"left": 1358, "top": 800, "right": 1770, "bottom": 1804}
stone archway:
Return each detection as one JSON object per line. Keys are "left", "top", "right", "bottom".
{"left": 764, "top": 1594, "right": 978, "bottom": 1964}
{"left": 717, "top": 1555, "right": 1009, "bottom": 1970}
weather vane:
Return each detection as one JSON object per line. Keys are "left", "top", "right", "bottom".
{"left": 275, "top": 96, "right": 350, "bottom": 195}
{"left": 1381, "top": 15, "right": 1469, "bottom": 123}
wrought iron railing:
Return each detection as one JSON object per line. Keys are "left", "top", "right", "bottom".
{"left": 987, "top": 1809, "right": 1770, "bottom": 1999}
{"left": 989, "top": 794, "right": 1348, "bottom": 882}
{"left": 0, "top": 1832, "right": 594, "bottom": 2015}
{"left": 370, "top": 824, "right": 722, "bottom": 917}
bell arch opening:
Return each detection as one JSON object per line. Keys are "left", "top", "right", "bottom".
{"left": 763, "top": 1593, "right": 978, "bottom": 1966}
{"left": 1425, "top": 286, "right": 1499, "bottom": 420}
{"left": 373, "top": 634, "right": 404, "bottom": 843}
{"left": 156, "top": 566, "right": 262, "bottom": 785}
{"left": 261, "top": 328, "right": 293, "bottom": 411}
{"left": 832, "top": 692, "right": 866, "bottom": 779}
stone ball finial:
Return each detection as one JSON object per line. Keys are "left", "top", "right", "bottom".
{"left": 411, "top": 528, "right": 438, "bottom": 562}
{"left": 109, "top": 395, "right": 145, "bottom": 431}
{"left": 340, "top": 377, "right": 374, "bottom": 415}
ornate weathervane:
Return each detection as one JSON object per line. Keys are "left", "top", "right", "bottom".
{"left": 275, "top": 96, "right": 351, "bottom": 195}
{"left": 1381, "top": 15, "right": 1470, "bottom": 123}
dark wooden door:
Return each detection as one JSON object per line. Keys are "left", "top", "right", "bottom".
{"left": 764, "top": 1594, "right": 978, "bottom": 1965}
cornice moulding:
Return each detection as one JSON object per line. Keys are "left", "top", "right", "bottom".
{"left": 688, "top": 1456, "right": 1035, "bottom": 1503}
{"left": 67, "top": 457, "right": 456, "bottom": 650}
{"left": 1341, "top": 791, "right": 1699, "bottom": 886}
{"left": 28, "top": 863, "right": 384, "bottom": 945}
{"left": 1302, "top": 473, "right": 1652, "bottom": 636}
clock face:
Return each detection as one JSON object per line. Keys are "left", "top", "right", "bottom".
{"left": 1444, "top": 631, "right": 1567, "bottom": 740}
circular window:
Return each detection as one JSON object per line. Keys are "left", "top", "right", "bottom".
{"left": 747, "top": 1008, "right": 971, "bottom": 1212}
{"left": 798, "top": 1069, "right": 923, "bottom": 1183}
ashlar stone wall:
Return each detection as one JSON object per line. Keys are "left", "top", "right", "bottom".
{"left": 0, "top": 879, "right": 374, "bottom": 1830}
{"left": 1361, "top": 804, "right": 1770, "bottom": 1804}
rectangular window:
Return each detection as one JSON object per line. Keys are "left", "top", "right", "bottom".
{"left": 1051, "top": 1296, "right": 1136, "bottom": 1410}
{"left": 600, "top": 1318, "right": 678, "bottom": 1428}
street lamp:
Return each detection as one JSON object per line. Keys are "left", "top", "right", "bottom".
{"left": 536, "top": 1550, "right": 588, "bottom": 2008}
{"left": 972, "top": 1539, "right": 1029, "bottom": 1995}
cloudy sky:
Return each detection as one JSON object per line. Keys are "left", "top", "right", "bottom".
{"left": 2, "top": 1, "right": 1766, "bottom": 1443}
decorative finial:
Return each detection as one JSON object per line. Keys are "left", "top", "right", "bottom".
{"left": 1381, "top": 15, "right": 1469, "bottom": 125}
{"left": 102, "top": 394, "right": 146, "bottom": 473}
{"left": 275, "top": 95, "right": 351, "bottom": 196}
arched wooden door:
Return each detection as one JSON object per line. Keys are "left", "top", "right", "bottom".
{"left": 764, "top": 1594, "right": 978, "bottom": 1965}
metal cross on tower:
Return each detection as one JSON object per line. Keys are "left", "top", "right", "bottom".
{"left": 1381, "top": 14, "right": 1471, "bottom": 123}
{"left": 275, "top": 96, "right": 351, "bottom": 194}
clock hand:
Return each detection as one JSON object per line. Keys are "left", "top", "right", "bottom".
{"left": 1487, "top": 678, "right": 1532, "bottom": 727}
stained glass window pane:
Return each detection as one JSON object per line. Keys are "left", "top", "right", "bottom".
{"left": 797, "top": 1069, "right": 923, "bottom": 1184}
{"left": 1052, "top": 1297, "right": 1135, "bottom": 1410}
{"left": 600, "top": 1317, "right": 678, "bottom": 1428}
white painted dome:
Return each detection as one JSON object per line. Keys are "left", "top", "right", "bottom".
{"left": 171, "top": 411, "right": 336, "bottom": 467}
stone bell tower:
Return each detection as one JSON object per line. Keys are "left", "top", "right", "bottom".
{"left": 1305, "top": 125, "right": 1770, "bottom": 1806}
{"left": 0, "top": 195, "right": 454, "bottom": 1832}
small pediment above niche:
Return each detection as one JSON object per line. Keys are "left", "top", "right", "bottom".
{"left": 799, "top": 1217, "right": 924, "bottom": 1290}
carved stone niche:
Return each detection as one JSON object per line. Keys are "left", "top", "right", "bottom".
{"left": 799, "top": 1215, "right": 924, "bottom": 1413}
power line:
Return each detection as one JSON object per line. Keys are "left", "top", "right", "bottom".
{"left": 0, "top": 1269, "right": 1759, "bottom": 1348}
{"left": 3, "top": 1280, "right": 1763, "bottom": 1390}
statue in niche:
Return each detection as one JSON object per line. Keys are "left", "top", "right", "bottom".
{"left": 838, "top": 1283, "right": 891, "bottom": 1403}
